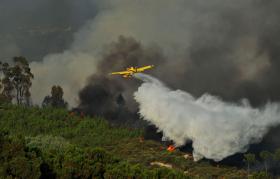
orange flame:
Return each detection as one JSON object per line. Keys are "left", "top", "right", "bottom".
{"left": 139, "top": 137, "right": 144, "bottom": 143}
{"left": 167, "top": 145, "right": 176, "bottom": 152}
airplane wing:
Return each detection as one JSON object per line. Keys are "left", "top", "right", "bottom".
{"left": 111, "top": 71, "right": 130, "bottom": 75}
{"left": 137, "top": 65, "right": 154, "bottom": 72}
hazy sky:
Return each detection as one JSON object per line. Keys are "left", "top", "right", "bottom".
{"left": 2, "top": 0, "right": 280, "bottom": 108}
{"left": 0, "top": 0, "right": 97, "bottom": 61}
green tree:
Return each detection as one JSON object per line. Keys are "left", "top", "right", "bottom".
{"left": 244, "top": 153, "right": 256, "bottom": 178}
{"left": 273, "top": 148, "right": 280, "bottom": 161}
{"left": 10, "top": 57, "right": 34, "bottom": 105}
{"left": 260, "top": 150, "right": 272, "bottom": 175}
{"left": 0, "top": 61, "right": 3, "bottom": 101}
{"left": 0, "top": 61, "right": 2, "bottom": 90}
{"left": 42, "top": 85, "right": 68, "bottom": 108}
{"left": 0, "top": 62, "right": 14, "bottom": 102}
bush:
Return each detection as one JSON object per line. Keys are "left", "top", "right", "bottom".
{"left": 0, "top": 131, "right": 42, "bottom": 178}
{"left": 0, "top": 105, "right": 245, "bottom": 178}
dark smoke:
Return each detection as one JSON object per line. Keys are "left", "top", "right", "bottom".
{"left": 155, "top": 0, "right": 280, "bottom": 107}
{"left": 78, "top": 36, "right": 164, "bottom": 127}
{"left": 26, "top": 0, "right": 280, "bottom": 109}
{"left": 79, "top": 75, "right": 122, "bottom": 117}
{"left": 78, "top": 0, "right": 280, "bottom": 161}
{"left": 2, "top": 0, "right": 279, "bottom": 164}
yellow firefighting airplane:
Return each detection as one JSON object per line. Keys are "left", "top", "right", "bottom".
{"left": 110, "top": 65, "right": 154, "bottom": 78}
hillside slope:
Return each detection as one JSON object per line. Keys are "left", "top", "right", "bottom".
{"left": 0, "top": 104, "right": 247, "bottom": 178}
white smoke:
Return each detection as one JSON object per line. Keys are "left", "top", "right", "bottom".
{"left": 30, "top": 0, "right": 196, "bottom": 106}
{"left": 30, "top": 51, "right": 99, "bottom": 106}
{"left": 134, "top": 73, "right": 280, "bottom": 161}
{"left": 29, "top": 0, "right": 272, "bottom": 106}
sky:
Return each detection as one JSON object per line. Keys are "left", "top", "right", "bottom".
{"left": 0, "top": 0, "right": 97, "bottom": 61}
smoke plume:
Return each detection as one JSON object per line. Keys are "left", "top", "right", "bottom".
{"left": 26, "top": 0, "right": 280, "bottom": 108}
{"left": 2, "top": 0, "right": 276, "bottom": 159}
{"left": 1, "top": 0, "right": 280, "bottom": 162}
{"left": 134, "top": 73, "right": 280, "bottom": 161}
{"left": 78, "top": 35, "right": 164, "bottom": 110}
{"left": 77, "top": 36, "right": 162, "bottom": 126}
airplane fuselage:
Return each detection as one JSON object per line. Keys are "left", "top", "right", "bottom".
{"left": 111, "top": 65, "right": 154, "bottom": 78}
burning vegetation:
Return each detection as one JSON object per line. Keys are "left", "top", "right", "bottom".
{"left": 167, "top": 145, "right": 176, "bottom": 152}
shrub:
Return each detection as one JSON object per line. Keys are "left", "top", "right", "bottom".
{"left": 0, "top": 131, "right": 42, "bottom": 178}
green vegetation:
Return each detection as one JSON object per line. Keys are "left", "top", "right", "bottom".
{"left": 42, "top": 85, "right": 68, "bottom": 108}
{"left": 1, "top": 131, "right": 189, "bottom": 178}
{"left": 0, "top": 104, "right": 142, "bottom": 149}
{"left": 0, "top": 57, "right": 34, "bottom": 105}
{"left": 260, "top": 151, "right": 273, "bottom": 175}
{"left": 0, "top": 104, "right": 250, "bottom": 178}
{"left": 244, "top": 153, "right": 256, "bottom": 177}
{"left": 242, "top": 149, "right": 280, "bottom": 179}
